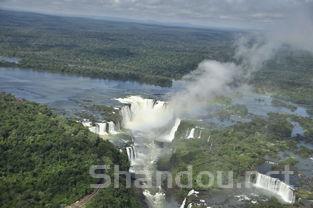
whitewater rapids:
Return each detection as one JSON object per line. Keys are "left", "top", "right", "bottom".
{"left": 117, "top": 96, "right": 181, "bottom": 208}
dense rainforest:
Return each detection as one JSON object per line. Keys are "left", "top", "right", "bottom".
{"left": 0, "top": 9, "right": 235, "bottom": 87}
{"left": 0, "top": 93, "right": 142, "bottom": 208}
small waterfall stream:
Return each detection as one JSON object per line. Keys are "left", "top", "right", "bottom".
{"left": 82, "top": 120, "right": 118, "bottom": 136}
{"left": 187, "top": 128, "right": 195, "bottom": 139}
{"left": 126, "top": 145, "right": 137, "bottom": 162}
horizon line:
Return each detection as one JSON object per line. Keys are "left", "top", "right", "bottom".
{"left": 0, "top": 7, "right": 248, "bottom": 32}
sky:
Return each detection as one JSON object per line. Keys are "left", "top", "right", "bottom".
{"left": 0, "top": 0, "right": 312, "bottom": 29}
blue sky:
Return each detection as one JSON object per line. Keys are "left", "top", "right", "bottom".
{"left": 0, "top": 0, "right": 312, "bottom": 29}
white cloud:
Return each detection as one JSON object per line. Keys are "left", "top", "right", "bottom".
{"left": 0, "top": 0, "right": 312, "bottom": 29}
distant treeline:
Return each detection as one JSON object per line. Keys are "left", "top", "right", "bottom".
{"left": 0, "top": 9, "right": 235, "bottom": 87}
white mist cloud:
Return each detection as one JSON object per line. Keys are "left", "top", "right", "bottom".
{"left": 117, "top": 96, "right": 175, "bottom": 131}
{"left": 235, "top": 2, "right": 313, "bottom": 72}
{"left": 170, "top": 60, "right": 241, "bottom": 118}
{"left": 168, "top": 1, "right": 313, "bottom": 118}
{"left": 272, "top": 10, "right": 313, "bottom": 54}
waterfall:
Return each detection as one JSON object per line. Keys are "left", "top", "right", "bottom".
{"left": 254, "top": 172, "right": 295, "bottom": 204}
{"left": 98, "top": 123, "right": 108, "bottom": 136}
{"left": 187, "top": 128, "right": 195, "bottom": 139}
{"left": 143, "top": 190, "right": 166, "bottom": 208}
{"left": 88, "top": 126, "right": 98, "bottom": 135}
{"left": 180, "top": 198, "right": 187, "bottom": 208}
{"left": 116, "top": 96, "right": 182, "bottom": 208}
{"left": 116, "top": 96, "right": 173, "bottom": 131}
{"left": 82, "top": 120, "right": 92, "bottom": 127}
{"left": 198, "top": 130, "right": 202, "bottom": 139}
{"left": 108, "top": 121, "right": 117, "bottom": 134}
{"left": 119, "top": 104, "right": 132, "bottom": 127}
{"left": 96, "top": 124, "right": 101, "bottom": 134}
{"left": 185, "top": 129, "right": 190, "bottom": 137}
{"left": 126, "top": 146, "right": 137, "bottom": 162}
{"left": 81, "top": 120, "right": 118, "bottom": 136}
{"left": 160, "top": 118, "right": 181, "bottom": 142}
{"left": 180, "top": 190, "right": 199, "bottom": 208}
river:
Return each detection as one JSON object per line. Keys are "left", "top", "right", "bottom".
{"left": 0, "top": 67, "right": 172, "bottom": 116}
{"left": 1, "top": 67, "right": 311, "bottom": 208}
